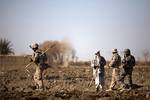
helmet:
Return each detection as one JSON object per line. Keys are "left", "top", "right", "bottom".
{"left": 31, "top": 43, "right": 39, "bottom": 49}
{"left": 124, "top": 49, "right": 130, "bottom": 55}
{"left": 95, "top": 51, "right": 100, "bottom": 55}
{"left": 112, "top": 48, "right": 117, "bottom": 53}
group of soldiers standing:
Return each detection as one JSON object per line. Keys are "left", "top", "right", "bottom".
{"left": 29, "top": 43, "right": 135, "bottom": 92}
{"left": 91, "top": 48, "right": 135, "bottom": 92}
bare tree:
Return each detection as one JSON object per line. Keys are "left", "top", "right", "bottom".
{"left": 39, "top": 40, "right": 76, "bottom": 66}
{"left": 142, "top": 49, "right": 150, "bottom": 62}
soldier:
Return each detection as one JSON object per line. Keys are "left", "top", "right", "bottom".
{"left": 119, "top": 49, "right": 135, "bottom": 90}
{"left": 91, "top": 51, "right": 106, "bottom": 92}
{"left": 107, "top": 49, "right": 121, "bottom": 91}
{"left": 30, "top": 43, "right": 48, "bottom": 91}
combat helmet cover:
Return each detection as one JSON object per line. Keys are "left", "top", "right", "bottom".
{"left": 95, "top": 50, "right": 100, "bottom": 55}
{"left": 31, "top": 43, "right": 39, "bottom": 49}
{"left": 124, "top": 49, "right": 130, "bottom": 55}
{"left": 112, "top": 48, "right": 117, "bottom": 53}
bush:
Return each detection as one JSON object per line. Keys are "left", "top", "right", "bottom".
{"left": 0, "top": 38, "right": 14, "bottom": 55}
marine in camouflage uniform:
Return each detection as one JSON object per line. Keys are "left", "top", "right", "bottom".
{"left": 91, "top": 51, "right": 106, "bottom": 92}
{"left": 119, "top": 49, "right": 135, "bottom": 90}
{"left": 30, "top": 43, "right": 48, "bottom": 91}
{"left": 107, "top": 49, "right": 121, "bottom": 91}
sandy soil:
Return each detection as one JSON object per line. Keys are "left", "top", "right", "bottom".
{"left": 0, "top": 64, "right": 150, "bottom": 100}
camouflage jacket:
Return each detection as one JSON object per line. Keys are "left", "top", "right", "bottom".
{"left": 122, "top": 55, "right": 135, "bottom": 69}
{"left": 32, "top": 49, "right": 47, "bottom": 65}
{"left": 109, "top": 53, "right": 121, "bottom": 68}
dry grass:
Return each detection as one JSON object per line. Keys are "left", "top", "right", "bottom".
{"left": 0, "top": 57, "right": 150, "bottom": 99}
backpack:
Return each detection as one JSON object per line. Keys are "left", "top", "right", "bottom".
{"left": 116, "top": 54, "right": 121, "bottom": 67}
{"left": 130, "top": 55, "right": 135, "bottom": 67}
{"left": 111, "top": 54, "right": 121, "bottom": 67}
{"left": 123, "top": 55, "right": 135, "bottom": 68}
{"left": 40, "top": 52, "right": 47, "bottom": 62}
{"left": 39, "top": 52, "right": 49, "bottom": 69}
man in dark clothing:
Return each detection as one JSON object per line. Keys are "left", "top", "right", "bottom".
{"left": 119, "top": 49, "right": 135, "bottom": 90}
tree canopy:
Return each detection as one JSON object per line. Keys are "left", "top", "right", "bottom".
{"left": 0, "top": 38, "right": 14, "bottom": 55}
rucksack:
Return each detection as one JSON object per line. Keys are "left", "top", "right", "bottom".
{"left": 130, "top": 55, "right": 135, "bottom": 67}
{"left": 40, "top": 52, "right": 47, "bottom": 62}
{"left": 116, "top": 54, "right": 121, "bottom": 66}
{"left": 123, "top": 55, "right": 135, "bottom": 68}
{"left": 39, "top": 52, "right": 49, "bottom": 70}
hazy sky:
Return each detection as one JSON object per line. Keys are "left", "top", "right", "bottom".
{"left": 0, "top": 0, "right": 150, "bottom": 60}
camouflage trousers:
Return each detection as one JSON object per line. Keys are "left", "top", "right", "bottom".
{"left": 93, "top": 68, "right": 105, "bottom": 90}
{"left": 119, "top": 68, "right": 133, "bottom": 88}
{"left": 109, "top": 68, "right": 120, "bottom": 89}
{"left": 33, "top": 67, "right": 44, "bottom": 90}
